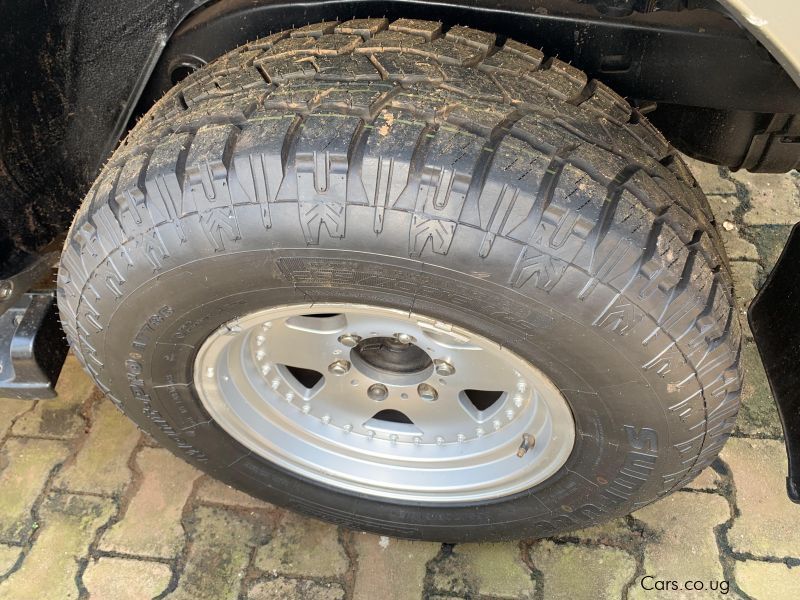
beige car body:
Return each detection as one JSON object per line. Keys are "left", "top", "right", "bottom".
{"left": 721, "top": 0, "right": 800, "bottom": 88}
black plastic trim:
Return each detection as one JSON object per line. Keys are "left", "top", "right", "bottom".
{"left": 748, "top": 222, "right": 800, "bottom": 504}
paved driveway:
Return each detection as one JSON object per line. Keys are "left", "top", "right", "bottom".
{"left": 0, "top": 160, "right": 798, "bottom": 599}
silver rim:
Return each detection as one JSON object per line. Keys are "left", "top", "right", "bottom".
{"left": 193, "top": 303, "right": 575, "bottom": 502}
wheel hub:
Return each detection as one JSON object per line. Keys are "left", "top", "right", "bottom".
{"left": 193, "top": 303, "right": 575, "bottom": 502}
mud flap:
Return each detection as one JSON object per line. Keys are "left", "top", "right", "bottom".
{"left": 748, "top": 222, "right": 800, "bottom": 503}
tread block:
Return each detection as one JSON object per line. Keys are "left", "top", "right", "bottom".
{"left": 181, "top": 66, "right": 266, "bottom": 106}
{"left": 283, "top": 114, "right": 363, "bottom": 242}
{"left": 256, "top": 33, "right": 362, "bottom": 62}
{"left": 114, "top": 154, "right": 152, "bottom": 237}
{"left": 257, "top": 57, "right": 318, "bottom": 85}
{"left": 440, "top": 65, "right": 506, "bottom": 101}
{"left": 183, "top": 124, "right": 237, "bottom": 215}
{"left": 480, "top": 46, "right": 542, "bottom": 75}
{"left": 581, "top": 80, "right": 632, "bottom": 124}
{"left": 356, "top": 30, "right": 430, "bottom": 52}
{"left": 370, "top": 53, "right": 445, "bottom": 83}
{"left": 290, "top": 21, "right": 339, "bottom": 38}
{"left": 426, "top": 37, "right": 487, "bottom": 66}
{"left": 526, "top": 62, "right": 588, "bottom": 101}
{"left": 445, "top": 25, "right": 496, "bottom": 52}
{"left": 389, "top": 18, "right": 442, "bottom": 41}
{"left": 335, "top": 18, "right": 389, "bottom": 39}
{"left": 246, "top": 31, "right": 291, "bottom": 51}
{"left": 314, "top": 54, "right": 383, "bottom": 81}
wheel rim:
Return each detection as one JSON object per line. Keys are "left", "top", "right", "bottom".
{"left": 193, "top": 303, "right": 576, "bottom": 502}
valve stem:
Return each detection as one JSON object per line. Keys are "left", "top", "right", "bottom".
{"left": 516, "top": 433, "right": 535, "bottom": 457}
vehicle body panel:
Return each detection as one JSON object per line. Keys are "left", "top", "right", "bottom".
{"left": 720, "top": 0, "right": 800, "bottom": 89}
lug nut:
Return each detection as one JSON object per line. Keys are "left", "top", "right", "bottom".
{"left": 368, "top": 383, "right": 389, "bottom": 401}
{"left": 434, "top": 360, "right": 455, "bottom": 376}
{"left": 394, "top": 332, "right": 415, "bottom": 345}
{"left": 338, "top": 333, "right": 361, "bottom": 348}
{"left": 418, "top": 383, "right": 438, "bottom": 402}
{"left": 328, "top": 360, "right": 351, "bottom": 375}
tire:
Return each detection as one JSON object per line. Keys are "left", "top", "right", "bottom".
{"left": 57, "top": 18, "right": 741, "bottom": 542}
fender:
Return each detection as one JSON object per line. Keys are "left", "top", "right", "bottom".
{"left": 719, "top": 0, "right": 800, "bottom": 89}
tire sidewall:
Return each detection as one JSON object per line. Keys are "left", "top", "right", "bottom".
{"left": 94, "top": 205, "right": 672, "bottom": 541}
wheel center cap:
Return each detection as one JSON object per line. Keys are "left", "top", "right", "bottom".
{"left": 353, "top": 336, "right": 433, "bottom": 374}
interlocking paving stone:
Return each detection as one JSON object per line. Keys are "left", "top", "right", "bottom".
{"left": 247, "top": 577, "right": 346, "bottom": 600}
{"left": 684, "top": 159, "right": 737, "bottom": 196}
{"left": 195, "top": 475, "right": 273, "bottom": 509}
{"left": 735, "top": 560, "right": 800, "bottom": 600}
{"left": 721, "top": 230, "right": 760, "bottom": 261}
{"left": 708, "top": 195, "right": 740, "bottom": 223}
{"left": 737, "top": 341, "right": 782, "bottom": 437}
{"left": 730, "top": 261, "right": 760, "bottom": 306}
{"left": 0, "top": 544, "right": 20, "bottom": 577}
{"left": 12, "top": 356, "right": 94, "bottom": 439}
{"left": 0, "top": 437, "right": 70, "bottom": 543}
{"left": 629, "top": 491, "right": 729, "bottom": 600}
{"left": 740, "top": 172, "right": 800, "bottom": 225}
{"left": 0, "top": 493, "right": 114, "bottom": 600}
{"left": 724, "top": 438, "right": 800, "bottom": 558}
{"left": 83, "top": 557, "right": 172, "bottom": 600}
{"left": 351, "top": 532, "right": 439, "bottom": 600}
{"left": 430, "top": 542, "right": 535, "bottom": 599}
{"left": 254, "top": 511, "right": 348, "bottom": 578}
{"left": 167, "top": 506, "right": 268, "bottom": 600}
{"left": 529, "top": 541, "right": 636, "bottom": 600}
{"left": 54, "top": 399, "right": 140, "bottom": 495}
{"left": 0, "top": 399, "right": 32, "bottom": 437}
{"left": 99, "top": 447, "right": 200, "bottom": 559}
{"left": 748, "top": 223, "right": 794, "bottom": 272}
{"left": 684, "top": 466, "right": 723, "bottom": 492}
{"left": 568, "top": 518, "right": 641, "bottom": 547}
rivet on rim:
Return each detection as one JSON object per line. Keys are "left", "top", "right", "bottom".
{"left": 328, "top": 360, "right": 351, "bottom": 375}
